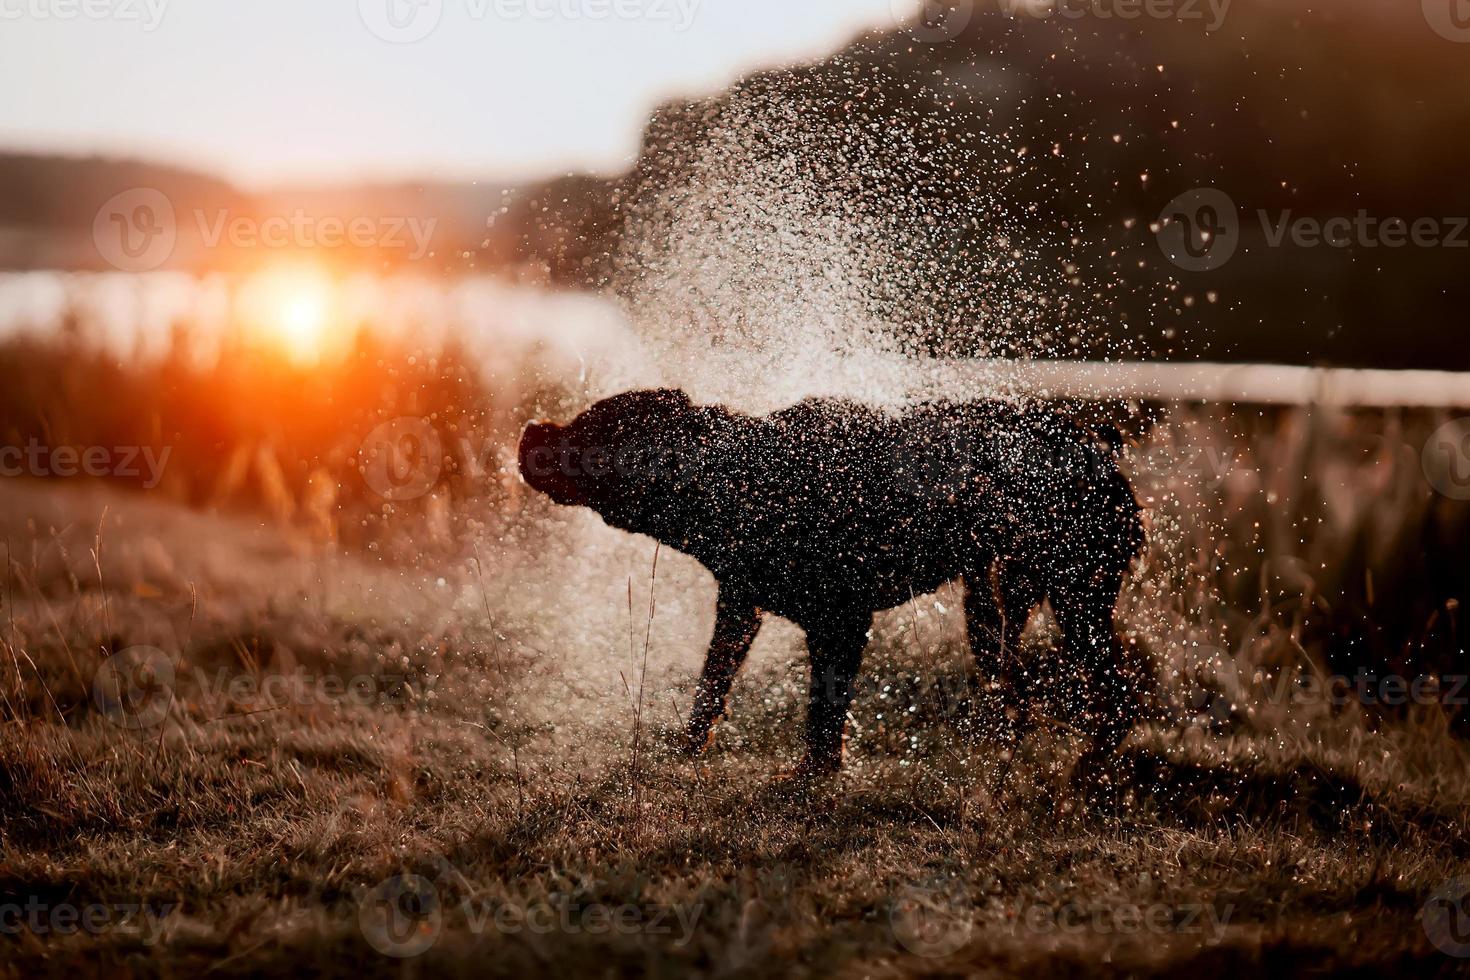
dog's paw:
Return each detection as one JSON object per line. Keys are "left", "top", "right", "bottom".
{"left": 675, "top": 724, "right": 715, "bottom": 759}
{"left": 759, "top": 764, "right": 837, "bottom": 804}
{"left": 771, "top": 755, "right": 841, "bottom": 789}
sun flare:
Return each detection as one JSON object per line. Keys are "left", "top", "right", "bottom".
{"left": 279, "top": 292, "right": 328, "bottom": 355}
{"left": 236, "top": 265, "right": 338, "bottom": 364}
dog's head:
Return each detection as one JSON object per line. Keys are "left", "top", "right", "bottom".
{"left": 518, "top": 389, "right": 708, "bottom": 528}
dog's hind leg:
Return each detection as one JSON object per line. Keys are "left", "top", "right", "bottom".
{"left": 963, "top": 564, "right": 1038, "bottom": 743}
{"left": 962, "top": 567, "right": 1005, "bottom": 734}
{"left": 798, "top": 617, "right": 871, "bottom": 775}
{"left": 997, "top": 562, "right": 1044, "bottom": 665}
{"left": 1053, "top": 577, "right": 1138, "bottom": 782}
{"left": 684, "top": 586, "right": 761, "bottom": 756}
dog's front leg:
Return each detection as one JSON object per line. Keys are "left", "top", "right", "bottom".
{"left": 684, "top": 586, "right": 761, "bottom": 756}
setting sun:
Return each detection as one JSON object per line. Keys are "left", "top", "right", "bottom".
{"left": 279, "top": 292, "right": 328, "bottom": 356}
{"left": 236, "top": 266, "right": 338, "bottom": 364}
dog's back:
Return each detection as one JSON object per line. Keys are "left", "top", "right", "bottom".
{"left": 686, "top": 396, "right": 1142, "bottom": 623}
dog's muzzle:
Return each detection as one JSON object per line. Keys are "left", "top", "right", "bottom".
{"left": 518, "top": 422, "right": 586, "bottom": 506}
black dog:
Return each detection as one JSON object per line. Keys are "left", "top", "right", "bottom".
{"left": 520, "top": 390, "right": 1145, "bottom": 777}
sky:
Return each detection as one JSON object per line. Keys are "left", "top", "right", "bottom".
{"left": 0, "top": 0, "right": 910, "bottom": 188}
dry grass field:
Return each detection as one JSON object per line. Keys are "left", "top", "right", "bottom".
{"left": 2, "top": 390, "right": 1469, "bottom": 977}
